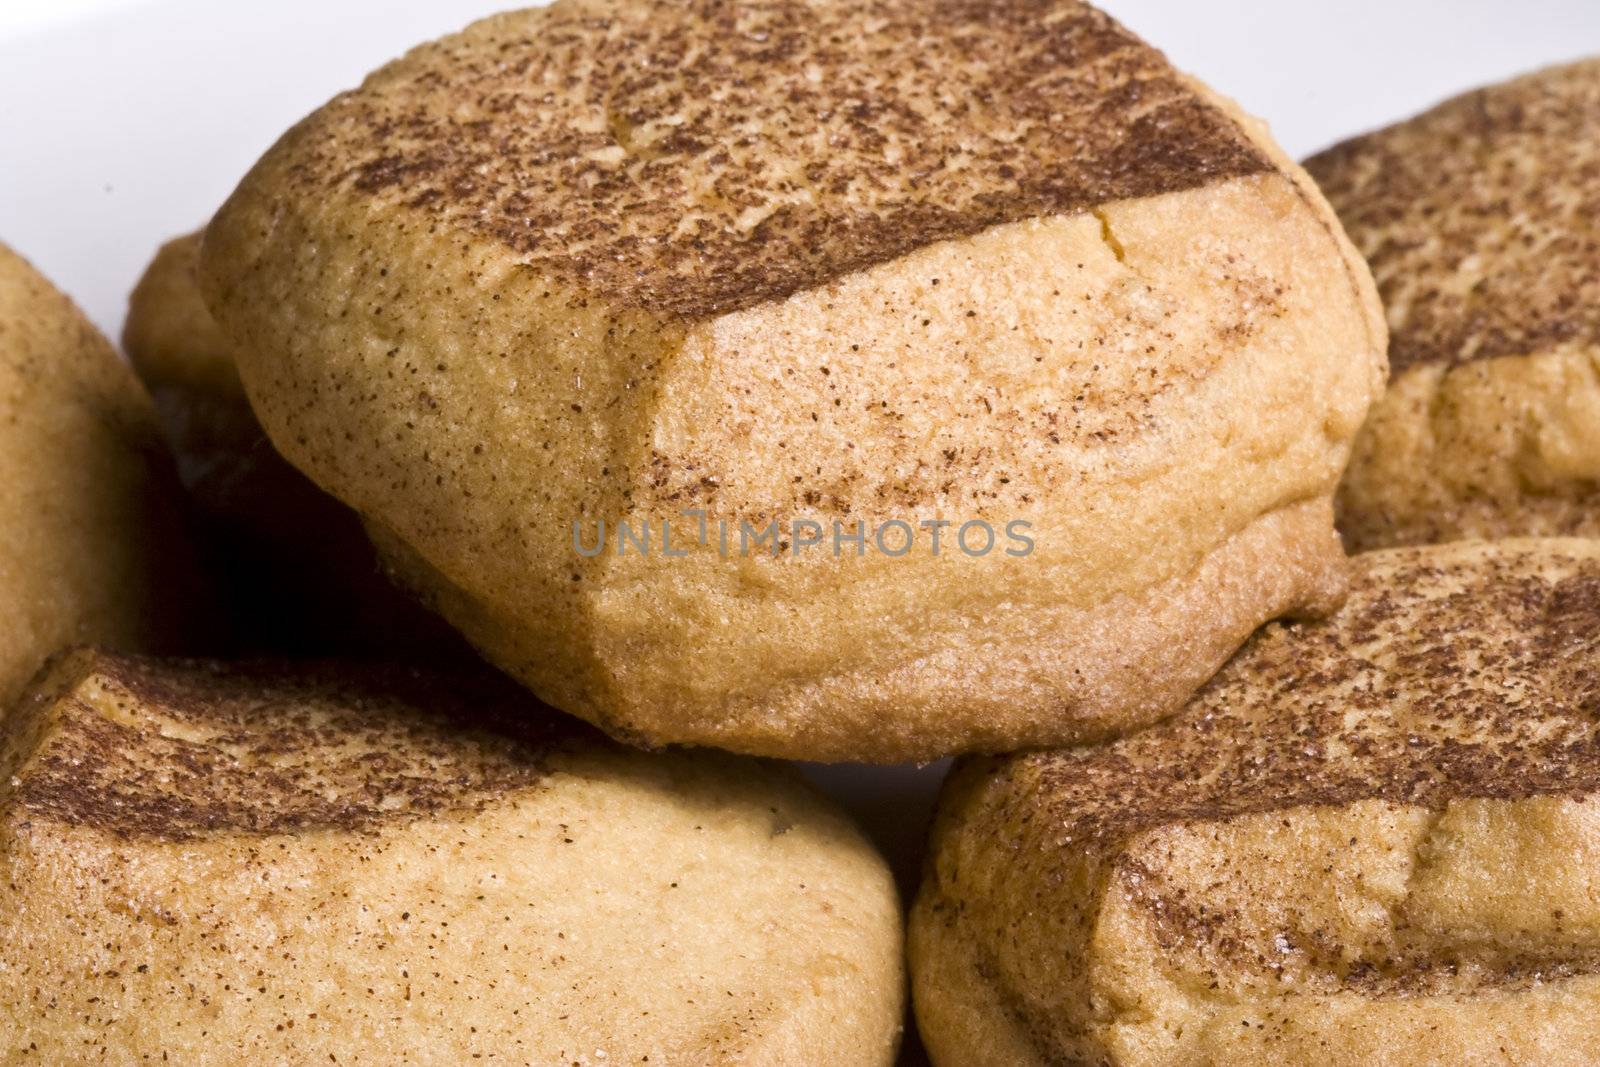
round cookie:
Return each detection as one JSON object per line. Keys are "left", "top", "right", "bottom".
{"left": 0, "top": 242, "right": 205, "bottom": 704}
{"left": 912, "top": 539, "right": 1600, "bottom": 1067}
{"left": 202, "top": 0, "right": 1385, "bottom": 761}
{"left": 126, "top": 232, "right": 468, "bottom": 657}
{"left": 0, "top": 649, "right": 904, "bottom": 1063}
{"left": 1308, "top": 59, "right": 1600, "bottom": 551}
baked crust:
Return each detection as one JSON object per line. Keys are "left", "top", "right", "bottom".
{"left": 913, "top": 539, "right": 1600, "bottom": 1066}
{"left": 203, "top": 0, "right": 1385, "bottom": 761}
{"left": 284, "top": 0, "right": 1274, "bottom": 319}
{"left": 1307, "top": 59, "right": 1600, "bottom": 550}
{"left": 0, "top": 650, "right": 903, "bottom": 1063}
{"left": 0, "top": 242, "right": 204, "bottom": 702}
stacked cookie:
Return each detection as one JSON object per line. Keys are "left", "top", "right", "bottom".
{"left": 912, "top": 58, "right": 1600, "bottom": 1066}
{"left": 0, "top": 1, "right": 1593, "bottom": 1063}
{"left": 1319, "top": 60, "right": 1600, "bottom": 550}
{"left": 197, "top": 0, "right": 1382, "bottom": 762}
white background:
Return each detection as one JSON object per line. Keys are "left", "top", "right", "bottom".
{"left": 1, "top": 1, "right": 1597, "bottom": 892}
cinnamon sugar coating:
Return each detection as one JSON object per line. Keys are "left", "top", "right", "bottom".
{"left": 204, "top": 0, "right": 1384, "bottom": 760}
{"left": 1313, "top": 60, "right": 1600, "bottom": 550}
{"left": 0, "top": 650, "right": 903, "bottom": 1063}
{"left": 914, "top": 540, "right": 1600, "bottom": 1066}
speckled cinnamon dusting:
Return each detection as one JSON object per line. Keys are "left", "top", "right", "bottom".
{"left": 1307, "top": 58, "right": 1600, "bottom": 372}
{"left": 1016, "top": 542, "right": 1600, "bottom": 849}
{"left": 4, "top": 651, "right": 576, "bottom": 840}
{"left": 297, "top": 0, "right": 1274, "bottom": 318}
{"left": 913, "top": 541, "right": 1600, "bottom": 1066}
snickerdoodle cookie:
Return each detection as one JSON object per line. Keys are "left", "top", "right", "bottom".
{"left": 0, "top": 650, "right": 903, "bottom": 1063}
{"left": 914, "top": 539, "right": 1600, "bottom": 1066}
{"left": 1310, "top": 59, "right": 1600, "bottom": 551}
{"left": 0, "top": 242, "right": 203, "bottom": 703}
{"left": 202, "top": 0, "right": 1384, "bottom": 761}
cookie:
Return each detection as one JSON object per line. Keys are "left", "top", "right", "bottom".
{"left": 0, "top": 242, "right": 204, "bottom": 702}
{"left": 1309, "top": 59, "right": 1600, "bottom": 550}
{"left": 0, "top": 650, "right": 903, "bottom": 1063}
{"left": 913, "top": 539, "right": 1600, "bottom": 1066}
{"left": 202, "top": 0, "right": 1384, "bottom": 760}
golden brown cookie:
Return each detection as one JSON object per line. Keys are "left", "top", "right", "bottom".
{"left": 202, "top": 0, "right": 1385, "bottom": 761}
{"left": 0, "top": 242, "right": 205, "bottom": 703}
{"left": 126, "top": 232, "right": 467, "bottom": 657}
{"left": 912, "top": 539, "right": 1600, "bottom": 1066}
{"left": 0, "top": 649, "right": 903, "bottom": 1063}
{"left": 1308, "top": 59, "right": 1600, "bottom": 551}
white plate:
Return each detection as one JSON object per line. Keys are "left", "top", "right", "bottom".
{"left": 1, "top": 0, "right": 1596, "bottom": 896}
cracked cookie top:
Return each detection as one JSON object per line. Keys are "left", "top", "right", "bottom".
{"left": 271, "top": 0, "right": 1273, "bottom": 318}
